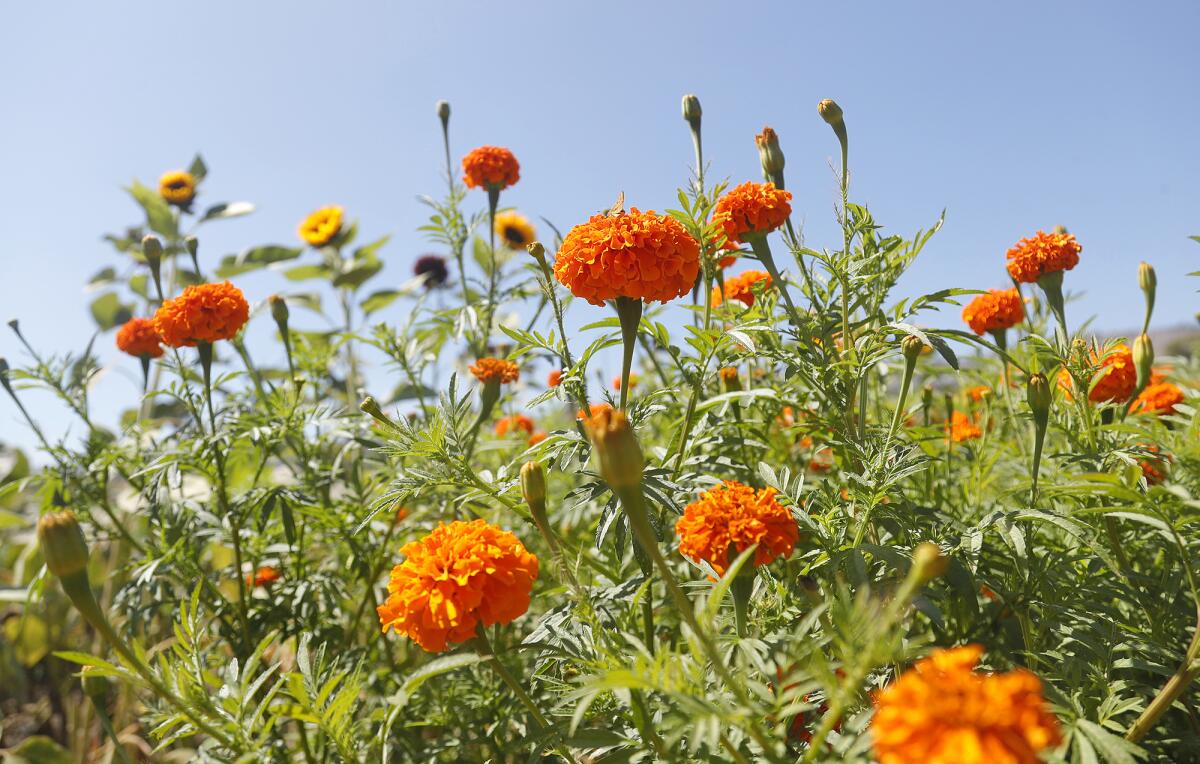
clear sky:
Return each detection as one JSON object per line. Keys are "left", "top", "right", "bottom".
{"left": 2, "top": 1, "right": 1198, "bottom": 452}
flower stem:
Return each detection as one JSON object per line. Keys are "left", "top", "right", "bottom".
{"left": 615, "top": 297, "right": 642, "bottom": 411}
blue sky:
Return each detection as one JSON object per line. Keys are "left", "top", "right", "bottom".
{"left": 2, "top": 1, "right": 1198, "bottom": 452}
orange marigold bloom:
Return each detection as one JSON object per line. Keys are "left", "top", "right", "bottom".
{"left": 1083, "top": 344, "right": 1137, "bottom": 403}
{"left": 713, "top": 269, "right": 772, "bottom": 308}
{"left": 547, "top": 369, "right": 563, "bottom": 387}
{"left": 248, "top": 566, "right": 281, "bottom": 587}
{"left": 494, "top": 414, "right": 535, "bottom": 437}
{"left": 553, "top": 208, "right": 700, "bottom": 306}
{"left": 1139, "top": 445, "right": 1171, "bottom": 485}
{"left": 675, "top": 481, "right": 799, "bottom": 576}
{"left": 1005, "top": 230, "right": 1081, "bottom": 284}
{"left": 577, "top": 402, "right": 613, "bottom": 421}
{"left": 947, "top": 411, "right": 982, "bottom": 442}
{"left": 299, "top": 205, "right": 343, "bottom": 247}
{"left": 153, "top": 281, "right": 250, "bottom": 347}
{"left": 528, "top": 431, "right": 547, "bottom": 446}
{"left": 1131, "top": 382, "right": 1184, "bottom": 416}
{"left": 462, "top": 146, "right": 520, "bottom": 190}
{"left": 719, "top": 367, "right": 739, "bottom": 381}
{"left": 965, "top": 385, "right": 991, "bottom": 403}
{"left": 377, "top": 519, "right": 539, "bottom": 653}
{"left": 612, "top": 373, "right": 638, "bottom": 391}
{"left": 871, "top": 645, "right": 1061, "bottom": 764}
{"left": 115, "top": 317, "right": 164, "bottom": 359}
{"left": 712, "top": 181, "right": 792, "bottom": 247}
{"left": 961, "top": 289, "right": 1024, "bottom": 336}
{"left": 158, "top": 170, "right": 196, "bottom": 207}
{"left": 469, "top": 357, "right": 519, "bottom": 385}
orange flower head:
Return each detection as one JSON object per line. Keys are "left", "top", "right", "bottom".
{"left": 612, "top": 373, "right": 638, "bottom": 391}
{"left": 577, "top": 402, "right": 613, "bottom": 421}
{"left": 871, "top": 645, "right": 1062, "bottom": 764}
{"left": 299, "top": 206, "right": 343, "bottom": 247}
{"left": 528, "top": 431, "right": 547, "bottom": 446}
{"left": 153, "top": 282, "right": 249, "bottom": 347}
{"left": 1005, "top": 230, "right": 1081, "bottom": 284}
{"left": 675, "top": 480, "right": 799, "bottom": 576}
{"left": 719, "top": 367, "right": 739, "bottom": 381}
{"left": 1088, "top": 344, "right": 1137, "bottom": 403}
{"left": 469, "top": 357, "right": 519, "bottom": 385}
{"left": 713, "top": 269, "right": 772, "bottom": 308}
{"left": 1139, "top": 445, "right": 1171, "bottom": 485}
{"left": 962, "top": 289, "right": 1024, "bottom": 336}
{"left": 712, "top": 181, "right": 792, "bottom": 247}
{"left": 494, "top": 414, "right": 535, "bottom": 437}
{"left": 462, "top": 146, "right": 520, "bottom": 190}
{"left": 553, "top": 207, "right": 700, "bottom": 306}
{"left": 966, "top": 385, "right": 991, "bottom": 403}
{"left": 248, "top": 566, "right": 281, "bottom": 587}
{"left": 947, "top": 411, "right": 982, "bottom": 442}
{"left": 1131, "top": 382, "right": 1184, "bottom": 416}
{"left": 377, "top": 519, "right": 539, "bottom": 653}
{"left": 158, "top": 170, "right": 196, "bottom": 206}
{"left": 547, "top": 369, "right": 563, "bottom": 387}
{"left": 116, "top": 317, "right": 164, "bottom": 359}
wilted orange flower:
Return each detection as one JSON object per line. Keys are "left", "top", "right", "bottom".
{"left": 947, "top": 411, "right": 982, "bottom": 442}
{"left": 528, "top": 431, "right": 547, "bottom": 446}
{"left": 116, "top": 317, "right": 164, "bottom": 359}
{"left": 1060, "top": 344, "right": 1136, "bottom": 404}
{"left": 712, "top": 181, "right": 792, "bottom": 246}
{"left": 462, "top": 146, "right": 520, "bottom": 190}
{"left": 675, "top": 481, "right": 799, "bottom": 576}
{"left": 469, "top": 357, "right": 519, "bottom": 385}
{"left": 612, "top": 373, "right": 638, "bottom": 391}
{"left": 961, "top": 289, "right": 1024, "bottom": 335}
{"left": 577, "top": 402, "right": 613, "bottom": 421}
{"left": 1005, "top": 230, "right": 1081, "bottom": 284}
{"left": 713, "top": 270, "right": 772, "bottom": 308}
{"left": 965, "top": 385, "right": 991, "bottom": 403}
{"left": 299, "top": 206, "right": 343, "bottom": 247}
{"left": 494, "top": 414, "right": 535, "bottom": 437}
{"left": 377, "top": 519, "right": 538, "bottom": 653}
{"left": 247, "top": 566, "right": 281, "bottom": 587}
{"left": 153, "top": 282, "right": 250, "bottom": 347}
{"left": 871, "top": 645, "right": 1061, "bottom": 764}
{"left": 547, "top": 369, "right": 563, "bottom": 387}
{"left": 554, "top": 207, "right": 700, "bottom": 306}
{"left": 1131, "top": 382, "right": 1184, "bottom": 416}
{"left": 159, "top": 170, "right": 196, "bottom": 206}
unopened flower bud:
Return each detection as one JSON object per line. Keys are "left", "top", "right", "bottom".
{"left": 681, "top": 94, "right": 702, "bottom": 126}
{"left": 1138, "top": 261, "right": 1156, "bottom": 296}
{"left": 755, "top": 126, "right": 785, "bottom": 185}
{"left": 922, "top": 383, "right": 934, "bottom": 410}
{"left": 817, "top": 99, "right": 844, "bottom": 127}
{"left": 80, "top": 665, "right": 110, "bottom": 701}
{"left": 912, "top": 542, "right": 949, "bottom": 583}
{"left": 1027, "top": 373, "right": 1052, "bottom": 424}
{"left": 1133, "top": 334, "right": 1154, "bottom": 391}
{"left": 359, "top": 396, "right": 395, "bottom": 428}
{"left": 584, "top": 409, "right": 645, "bottom": 491}
{"left": 520, "top": 461, "right": 547, "bottom": 507}
{"left": 142, "top": 235, "right": 162, "bottom": 268}
{"left": 436, "top": 100, "right": 451, "bottom": 125}
{"left": 269, "top": 294, "right": 289, "bottom": 328}
{"left": 901, "top": 334, "right": 925, "bottom": 365}
{"left": 37, "top": 510, "right": 90, "bottom": 580}
{"left": 526, "top": 241, "right": 547, "bottom": 266}
{"left": 1052, "top": 224, "right": 1068, "bottom": 235}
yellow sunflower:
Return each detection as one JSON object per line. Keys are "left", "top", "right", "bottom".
{"left": 298, "top": 206, "right": 343, "bottom": 247}
{"left": 158, "top": 170, "right": 196, "bottom": 207}
{"left": 494, "top": 210, "right": 536, "bottom": 250}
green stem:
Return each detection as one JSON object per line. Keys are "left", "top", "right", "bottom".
{"left": 745, "top": 234, "right": 803, "bottom": 332}
{"left": 615, "top": 297, "right": 643, "bottom": 411}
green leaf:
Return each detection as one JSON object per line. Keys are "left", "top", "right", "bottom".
{"left": 215, "top": 245, "right": 303, "bottom": 278}
{"left": 199, "top": 201, "right": 255, "bottom": 223}
{"left": 126, "top": 179, "right": 178, "bottom": 238}
{"left": 188, "top": 153, "right": 208, "bottom": 183}
{"left": 360, "top": 289, "right": 401, "bottom": 315}
{"left": 3, "top": 614, "right": 49, "bottom": 667}
{"left": 89, "top": 292, "right": 134, "bottom": 331}
{"left": 6, "top": 735, "right": 73, "bottom": 764}
{"left": 333, "top": 252, "right": 383, "bottom": 289}
{"left": 282, "top": 264, "right": 333, "bottom": 282}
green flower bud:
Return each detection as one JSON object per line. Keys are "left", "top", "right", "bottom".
{"left": 359, "top": 396, "right": 395, "bottom": 428}
{"left": 755, "top": 126, "right": 785, "bottom": 185}
{"left": 37, "top": 510, "right": 90, "bottom": 580}
{"left": 520, "top": 461, "right": 547, "bottom": 507}
{"left": 681, "top": 94, "right": 702, "bottom": 126}
{"left": 902, "top": 334, "right": 925, "bottom": 365}
{"left": 436, "top": 100, "right": 451, "bottom": 124}
{"left": 817, "top": 99, "right": 844, "bottom": 127}
{"left": 269, "top": 294, "right": 289, "bottom": 328}
{"left": 1027, "top": 373, "right": 1052, "bottom": 424}
{"left": 584, "top": 408, "right": 645, "bottom": 491}
{"left": 1133, "top": 333, "right": 1154, "bottom": 391}
{"left": 912, "top": 542, "right": 949, "bottom": 583}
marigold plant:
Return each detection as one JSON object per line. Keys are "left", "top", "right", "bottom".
{"left": 961, "top": 288, "right": 1024, "bottom": 335}
{"left": 1005, "top": 229, "right": 1082, "bottom": 283}
{"left": 712, "top": 269, "right": 772, "bottom": 307}
{"left": 469, "top": 357, "right": 519, "bottom": 384}
{"left": 676, "top": 480, "right": 799, "bottom": 575}
{"left": 115, "top": 317, "right": 163, "bottom": 358}
{"left": 152, "top": 281, "right": 249, "bottom": 347}
{"left": 461, "top": 145, "right": 520, "bottom": 190}
{"left": 712, "top": 181, "right": 792, "bottom": 246}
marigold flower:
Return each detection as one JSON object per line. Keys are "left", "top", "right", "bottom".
{"left": 719, "top": 367, "right": 739, "bottom": 381}
{"left": 547, "top": 369, "right": 563, "bottom": 387}
{"left": 469, "top": 357, "right": 519, "bottom": 385}
{"left": 712, "top": 181, "right": 792, "bottom": 247}
{"left": 1139, "top": 445, "right": 1171, "bottom": 485}
{"left": 153, "top": 281, "right": 249, "bottom": 347}
{"left": 462, "top": 146, "right": 520, "bottom": 190}
{"left": 871, "top": 645, "right": 1061, "bottom": 764}
{"left": 414, "top": 254, "right": 449, "bottom": 288}
{"left": 1060, "top": 344, "right": 1137, "bottom": 404}
{"left": 554, "top": 207, "right": 700, "bottom": 306}
{"left": 966, "top": 385, "right": 991, "bottom": 403}
{"left": 577, "top": 402, "right": 613, "bottom": 421}
{"left": 713, "top": 270, "right": 772, "bottom": 308}
{"left": 248, "top": 566, "right": 281, "bottom": 587}
{"left": 158, "top": 170, "right": 196, "bottom": 207}
{"left": 494, "top": 414, "right": 535, "bottom": 437}
{"left": 528, "top": 431, "right": 547, "bottom": 446}
{"left": 377, "top": 519, "right": 538, "bottom": 652}
{"left": 612, "top": 373, "right": 638, "bottom": 391}
{"left": 1005, "top": 230, "right": 1081, "bottom": 284}
{"left": 494, "top": 211, "right": 535, "bottom": 250}
{"left": 299, "top": 206, "right": 343, "bottom": 247}
{"left": 1131, "top": 382, "right": 1184, "bottom": 416}
{"left": 675, "top": 481, "right": 799, "bottom": 576}
{"left": 947, "top": 411, "right": 982, "bottom": 442}
{"left": 961, "top": 289, "right": 1024, "bottom": 335}
{"left": 116, "top": 317, "right": 164, "bottom": 359}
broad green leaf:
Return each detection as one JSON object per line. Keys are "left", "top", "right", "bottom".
{"left": 199, "top": 201, "right": 255, "bottom": 223}
{"left": 89, "top": 292, "right": 134, "bottom": 331}
{"left": 126, "top": 179, "right": 178, "bottom": 238}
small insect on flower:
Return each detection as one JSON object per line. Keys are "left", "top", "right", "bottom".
{"left": 1131, "top": 382, "right": 1184, "bottom": 416}
{"left": 298, "top": 206, "right": 344, "bottom": 247}
{"left": 553, "top": 206, "right": 700, "bottom": 306}
{"left": 152, "top": 282, "right": 250, "bottom": 347}
{"left": 116, "top": 317, "right": 164, "bottom": 359}
{"left": 1005, "top": 230, "right": 1081, "bottom": 284}
{"left": 871, "top": 645, "right": 1061, "bottom": 764}
{"left": 377, "top": 519, "right": 539, "bottom": 653}
{"left": 413, "top": 254, "right": 450, "bottom": 289}
{"left": 712, "top": 270, "right": 772, "bottom": 308}
{"left": 158, "top": 170, "right": 196, "bottom": 207}
{"left": 469, "top": 358, "right": 519, "bottom": 385}
{"left": 494, "top": 414, "right": 534, "bottom": 437}
{"left": 675, "top": 481, "right": 799, "bottom": 576}
{"left": 711, "top": 181, "right": 792, "bottom": 247}
{"left": 462, "top": 146, "right": 520, "bottom": 190}
{"left": 961, "top": 288, "right": 1024, "bottom": 335}
{"left": 494, "top": 211, "right": 536, "bottom": 250}
{"left": 947, "top": 411, "right": 982, "bottom": 442}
